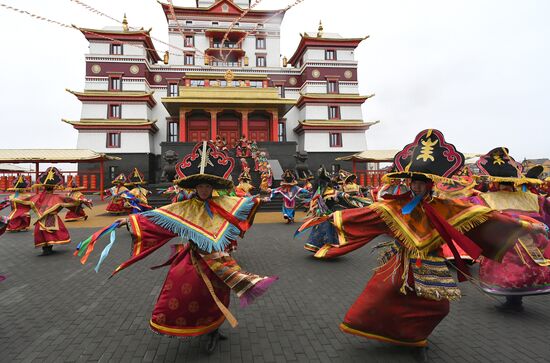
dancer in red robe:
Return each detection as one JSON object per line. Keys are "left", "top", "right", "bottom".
{"left": 298, "top": 129, "right": 545, "bottom": 354}
{"left": 469, "top": 147, "right": 550, "bottom": 312}
{"left": 0, "top": 175, "right": 32, "bottom": 232}
{"left": 104, "top": 173, "right": 132, "bottom": 214}
{"left": 10, "top": 167, "right": 89, "bottom": 255}
{"left": 64, "top": 178, "right": 92, "bottom": 222}
{"left": 77, "top": 141, "right": 276, "bottom": 353}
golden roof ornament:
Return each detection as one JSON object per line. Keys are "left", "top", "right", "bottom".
{"left": 282, "top": 56, "right": 288, "bottom": 67}
{"left": 163, "top": 51, "right": 169, "bottom": 65}
{"left": 317, "top": 20, "right": 324, "bottom": 38}
{"left": 122, "top": 13, "right": 129, "bottom": 32}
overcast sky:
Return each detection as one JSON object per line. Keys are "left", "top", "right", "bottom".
{"left": 0, "top": 0, "right": 549, "bottom": 161}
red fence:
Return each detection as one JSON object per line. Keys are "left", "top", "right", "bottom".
{"left": 0, "top": 171, "right": 101, "bottom": 192}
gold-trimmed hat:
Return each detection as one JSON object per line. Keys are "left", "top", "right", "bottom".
{"left": 384, "top": 129, "right": 465, "bottom": 183}
{"left": 280, "top": 169, "right": 298, "bottom": 186}
{"left": 112, "top": 173, "right": 127, "bottom": 185}
{"left": 7, "top": 175, "right": 30, "bottom": 191}
{"left": 175, "top": 141, "right": 235, "bottom": 190}
{"left": 477, "top": 147, "right": 541, "bottom": 186}
{"left": 33, "top": 167, "right": 64, "bottom": 188}
{"left": 126, "top": 167, "right": 147, "bottom": 186}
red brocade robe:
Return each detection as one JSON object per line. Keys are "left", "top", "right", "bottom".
{"left": 3, "top": 192, "right": 32, "bottom": 231}
{"left": 13, "top": 191, "right": 81, "bottom": 248}
{"left": 64, "top": 190, "right": 91, "bottom": 222}
{"left": 104, "top": 185, "right": 131, "bottom": 214}
{"left": 107, "top": 196, "right": 276, "bottom": 338}
{"left": 468, "top": 191, "right": 550, "bottom": 295}
{"left": 311, "top": 195, "right": 535, "bottom": 347}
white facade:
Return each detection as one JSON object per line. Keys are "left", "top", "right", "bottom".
{"left": 302, "top": 132, "right": 367, "bottom": 152}
{"left": 77, "top": 131, "right": 153, "bottom": 153}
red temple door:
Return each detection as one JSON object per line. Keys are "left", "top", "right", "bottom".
{"left": 217, "top": 117, "right": 240, "bottom": 146}
{"left": 248, "top": 119, "right": 269, "bottom": 142}
{"left": 187, "top": 119, "right": 211, "bottom": 142}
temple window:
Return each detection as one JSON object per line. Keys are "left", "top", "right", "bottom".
{"left": 327, "top": 80, "right": 339, "bottom": 94}
{"left": 168, "top": 121, "right": 179, "bottom": 142}
{"left": 328, "top": 105, "right": 340, "bottom": 120}
{"left": 256, "top": 38, "right": 266, "bottom": 49}
{"left": 184, "top": 54, "right": 195, "bottom": 65}
{"left": 276, "top": 85, "right": 285, "bottom": 98}
{"left": 106, "top": 132, "right": 121, "bottom": 148}
{"left": 184, "top": 35, "right": 194, "bottom": 47}
{"left": 190, "top": 80, "right": 205, "bottom": 87}
{"left": 108, "top": 104, "right": 121, "bottom": 119}
{"left": 168, "top": 83, "right": 179, "bottom": 97}
{"left": 110, "top": 44, "right": 123, "bottom": 55}
{"left": 278, "top": 122, "right": 286, "bottom": 142}
{"left": 109, "top": 77, "right": 122, "bottom": 91}
{"left": 329, "top": 133, "right": 342, "bottom": 147}
{"left": 256, "top": 56, "right": 266, "bottom": 67}
{"left": 249, "top": 80, "right": 263, "bottom": 88}
{"left": 325, "top": 49, "right": 336, "bottom": 60}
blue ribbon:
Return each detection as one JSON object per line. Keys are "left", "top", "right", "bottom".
{"left": 94, "top": 229, "right": 117, "bottom": 273}
{"left": 522, "top": 184, "right": 527, "bottom": 192}
{"left": 402, "top": 193, "right": 424, "bottom": 215}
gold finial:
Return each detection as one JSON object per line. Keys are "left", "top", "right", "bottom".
{"left": 224, "top": 70, "right": 235, "bottom": 86}
{"left": 122, "top": 13, "right": 129, "bottom": 32}
{"left": 204, "top": 55, "right": 210, "bottom": 65}
{"left": 243, "top": 56, "right": 249, "bottom": 66}
{"left": 317, "top": 20, "right": 323, "bottom": 38}
{"left": 282, "top": 56, "right": 288, "bottom": 67}
{"left": 163, "top": 51, "right": 169, "bottom": 64}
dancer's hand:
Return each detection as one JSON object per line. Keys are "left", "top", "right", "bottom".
{"left": 114, "top": 218, "right": 128, "bottom": 227}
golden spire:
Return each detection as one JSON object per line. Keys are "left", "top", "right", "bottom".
{"left": 122, "top": 13, "right": 129, "bottom": 32}
{"left": 317, "top": 20, "right": 324, "bottom": 38}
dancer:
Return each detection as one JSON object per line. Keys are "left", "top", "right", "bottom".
{"left": 298, "top": 129, "right": 544, "bottom": 352}
{"left": 104, "top": 173, "right": 131, "bottom": 214}
{"left": 64, "top": 178, "right": 92, "bottom": 222}
{"left": 126, "top": 167, "right": 153, "bottom": 211}
{"left": 471, "top": 147, "right": 550, "bottom": 312}
{"left": 76, "top": 141, "right": 276, "bottom": 353}
{"left": 0, "top": 175, "right": 32, "bottom": 231}
{"left": 267, "top": 170, "right": 309, "bottom": 223}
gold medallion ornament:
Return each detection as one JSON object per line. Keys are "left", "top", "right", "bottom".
{"left": 312, "top": 69, "right": 321, "bottom": 78}
{"left": 129, "top": 65, "right": 140, "bottom": 74}
{"left": 344, "top": 70, "right": 353, "bottom": 79}
{"left": 91, "top": 64, "right": 101, "bottom": 74}
{"left": 288, "top": 77, "right": 297, "bottom": 86}
{"left": 224, "top": 70, "right": 235, "bottom": 86}
{"left": 154, "top": 74, "right": 163, "bottom": 83}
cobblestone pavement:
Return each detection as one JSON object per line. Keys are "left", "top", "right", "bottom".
{"left": 1, "top": 222, "right": 550, "bottom": 362}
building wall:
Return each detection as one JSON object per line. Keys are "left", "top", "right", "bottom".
{"left": 340, "top": 105, "right": 363, "bottom": 120}
{"left": 81, "top": 103, "right": 108, "bottom": 119}
{"left": 303, "top": 131, "right": 367, "bottom": 152}
{"left": 85, "top": 78, "right": 108, "bottom": 91}
{"left": 339, "top": 82, "right": 359, "bottom": 94}
{"left": 77, "top": 131, "right": 154, "bottom": 153}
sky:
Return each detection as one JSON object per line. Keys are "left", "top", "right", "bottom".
{"left": 0, "top": 0, "right": 549, "bottom": 161}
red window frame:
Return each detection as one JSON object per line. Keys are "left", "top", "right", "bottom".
{"left": 109, "top": 76, "right": 122, "bottom": 91}
{"left": 167, "top": 82, "right": 179, "bottom": 97}
{"left": 328, "top": 105, "right": 341, "bottom": 120}
{"left": 106, "top": 132, "right": 121, "bottom": 148}
{"left": 327, "top": 80, "right": 339, "bottom": 94}
{"left": 329, "top": 132, "right": 342, "bottom": 147}
{"left": 325, "top": 49, "right": 336, "bottom": 60}
{"left": 184, "top": 53, "right": 195, "bottom": 65}
{"left": 108, "top": 104, "right": 122, "bottom": 119}
{"left": 256, "top": 56, "right": 266, "bottom": 67}
{"left": 184, "top": 35, "right": 194, "bottom": 47}
{"left": 110, "top": 43, "right": 123, "bottom": 55}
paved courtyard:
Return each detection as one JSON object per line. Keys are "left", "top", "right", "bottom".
{"left": 1, "top": 219, "right": 550, "bottom": 362}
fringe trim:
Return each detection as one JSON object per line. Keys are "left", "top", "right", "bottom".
{"left": 141, "top": 197, "right": 255, "bottom": 253}
{"left": 484, "top": 176, "right": 543, "bottom": 186}
{"left": 372, "top": 204, "right": 490, "bottom": 258}
{"left": 382, "top": 172, "right": 465, "bottom": 185}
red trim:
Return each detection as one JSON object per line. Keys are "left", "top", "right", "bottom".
{"left": 288, "top": 36, "right": 366, "bottom": 65}
{"left": 80, "top": 30, "right": 161, "bottom": 63}
{"left": 297, "top": 95, "right": 368, "bottom": 108}
{"left": 72, "top": 124, "right": 158, "bottom": 132}
{"left": 159, "top": 0, "right": 285, "bottom": 22}
{"left": 294, "top": 124, "right": 372, "bottom": 134}
{"left": 72, "top": 93, "right": 156, "bottom": 108}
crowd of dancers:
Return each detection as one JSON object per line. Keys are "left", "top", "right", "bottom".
{"left": 1, "top": 130, "right": 549, "bottom": 359}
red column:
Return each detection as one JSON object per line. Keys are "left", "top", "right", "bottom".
{"left": 179, "top": 109, "right": 187, "bottom": 142}
{"left": 100, "top": 160, "right": 105, "bottom": 201}
{"left": 210, "top": 110, "right": 217, "bottom": 139}
{"left": 242, "top": 111, "right": 249, "bottom": 139}
{"left": 270, "top": 110, "right": 278, "bottom": 141}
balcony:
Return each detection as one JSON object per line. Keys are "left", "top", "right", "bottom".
{"left": 210, "top": 61, "right": 242, "bottom": 67}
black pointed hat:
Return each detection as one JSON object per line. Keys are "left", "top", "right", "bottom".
{"left": 339, "top": 169, "right": 357, "bottom": 184}
{"left": 525, "top": 165, "right": 544, "bottom": 180}
{"left": 33, "top": 167, "right": 64, "bottom": 188}
{"left": 175, "top": 141, "right": 235, "bottom": 189}
{"left": 112, "top": 173, "right": 127, "bottom": 185}
{"left": 476, "top": 147, "right": 539, "bottom": 185}
{"left": 7, "top": 175, "right": 29, "bottom": 191}
{"left": 280, "top": 169, "right": 297, "bottom": 186}
{"left": 126, "top": 167, "right": 146, "bottom": 186}
{"left": 384, "top": 129, "right": 465, "bottom": 183}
